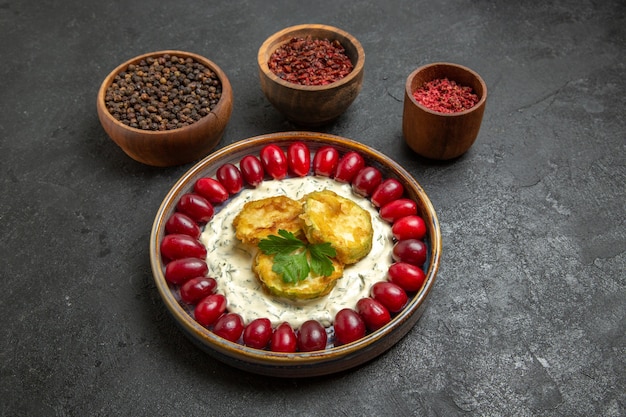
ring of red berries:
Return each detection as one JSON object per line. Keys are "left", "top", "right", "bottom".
{"left": 159, "top": 142, "right": 429, "bottom": 353}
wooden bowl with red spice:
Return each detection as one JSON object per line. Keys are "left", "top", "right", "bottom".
{"left": 402, "top": 62, "right": 487, "bottom": 160}
{"left": 97, "top": 50, "right": 233, "bottom": 167}
{"left": 257, "top": 24, "right": 365, "bottom": 126}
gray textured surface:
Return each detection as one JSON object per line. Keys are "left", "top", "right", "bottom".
{"left": 1, "top": 0, "right": 624, "bottom": 416}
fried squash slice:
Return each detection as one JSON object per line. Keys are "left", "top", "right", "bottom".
{"left": 300, "top": 190, "right": 373, "bottom": 265}
{"left": 233, "top": 196, "right": 303, "bottom": 245}
{"left": 253, "top": 252, "right": 344, "bottom": 300}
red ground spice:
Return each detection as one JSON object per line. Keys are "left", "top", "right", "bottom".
{"left": 268, "top": 36, "right": 354, "bottom": 86}
{"left": 412, "top": 78, "right": 479, "bottom": 113}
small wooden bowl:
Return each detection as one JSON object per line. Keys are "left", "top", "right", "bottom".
{"left": 97, "top": 50, "right": 233, "bottom": 167}
{"left": 257, "top": 24, "right": 365, "bottom": 126}
{"left": 402, "top": 62, "right": 487, "bottom": 160}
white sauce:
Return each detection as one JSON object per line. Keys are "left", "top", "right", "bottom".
{"left": 200, "top": 176, "right": 393, "bottom": 329}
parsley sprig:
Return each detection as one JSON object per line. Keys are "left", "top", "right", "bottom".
{"left": 258, "top": 230, "right": 336, "bottom": 283}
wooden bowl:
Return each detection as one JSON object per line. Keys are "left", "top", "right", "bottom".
{"left": 402, "top": 62, "right": 487, "bottom": 160}
{"left": 257, "top": 24, "right": 365, "bottom": 126}
{"left": 97, "top": 50, "right": 233, "bottom": 167}
{"left": 150, "top": 131, "right": 441, "bottom": 377}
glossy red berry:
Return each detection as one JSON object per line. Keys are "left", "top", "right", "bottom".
{"left": 194, "top": 177, "right": 229, "bottom": 204}
{"left": 287, "top": 142, "right": 311, "bottom": 177}
{"left": 216, "top": 163, "right": 243, "bottom": 194}
{"left": 213, "top": 313, "right": 245, "bottom": 342}
{"left": 271, "top": 322, "right": 297, "bottom": 352}
{"left": 392, "top": 239, "right": 427, "bottom": 266}
{"left": 379, "top": 199, "right": 418, "bottom": 223}
{"left": 334, "top": 151, "right": 365, "bottom": 183}
{"left": 160, "top": 234, "right": 207, "bottom": 261}
{"left": 176, "top": 193, "right": 214, "bottom": 223}
{"left": 243, "top": 318, "right": 273, "bottom": 349}
{"left": 334, "top": 308, "right": 366, "bottom": 345}
{"left": 164, "top": 212, "right": 201, "bottom": 238}
{"left": 240, "top": 155, "right": 265, "bottom": 187}
{"left": 371, "top": 281, "right": 408, "bottom": 313}
{"left": 356, "top": 297, "right": 391, "bottom": 331}
{"left": 371, "top": 179, "right": 404, "bottom": 208}
{"left": 180, "top": 276, "right": 217, "bottom": 304}
{"left": 313, "top": 146, "right": 339, "bottom": 177}
{"left": 164, "top": 257, "right": 208, "bottom": 285}
{"left": 194, "top": 294, "right": 227, "bottom": 327}
{"left": 260, "top": 144, "right": 288, "bottom": 180}
{"left": 388, "top": 262, "right": 426, "bottom": 292}
{"left": 352, "top": 167, "right": 382, "bottom": 197}
{"left": 297, "top": 320, "right": 328, "bottom": 352}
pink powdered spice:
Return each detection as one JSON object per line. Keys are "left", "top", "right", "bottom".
{"left": 413, "top": 78, "right": 479, "bottom": 113}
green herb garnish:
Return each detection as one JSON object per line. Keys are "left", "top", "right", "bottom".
{"left": 258, "top": 229, "right": 336, "bottom": 283}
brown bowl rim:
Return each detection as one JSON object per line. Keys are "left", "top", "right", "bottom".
{"left": 149, "top": 131, "right": 441, "bottom": 377}
{"left": 405, "top": 62, "right": 488, "bottom": 117}
{"left": 97, "top": 49, "right": 233, "bottom": 136}
{"left": 257, "top": 24, "right": 365, "bottom": 91}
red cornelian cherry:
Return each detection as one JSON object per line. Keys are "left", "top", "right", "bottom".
{"left": 371, "top": 178, "right": 404, "bottom": 208}
{"left": 180, "top": 276, "right": 217, "bottom": 304}
{"left": 260, "top": 144, "right": 288, "bottom": 180}
{"left": 334, "top": 308, "right": 366, "bottom": 345}
{"left": 194, "top": 178, "right": 229, "bottom": 204}
{"left": 352, "top": 166, "right": 382, "bottom": 197}
{"left": 287, "top": 142, "right": 311, "bottom": 177}
{"left": 392, "top": 239, "right": 427, "bottom": 266}
{"left": 164, "top": 212, "right": 201, "bottom": 238}
{"left": 356, "top": 297, "right": 391, "bottom": 331}
{"left": 392, "top": 215, "right": 427, "bottom": 241}
{"left": 243, "top": 318, "right": 273, "bottom": 349}
{"left": 216, "top": 163, "right": 243, "bottom": 194}
{"left": 371, "top": 282, "right": 408, "bottom": 313}
{"left": 194, "top": 294, "right": 227, "bottom": 327}
{"left": 164, "top": 257, "right": 208, "bottom": 285}
{"left": 239, "top": 155, "right": 265, "bottom": 187}
{"left": 271, "top": 322, "right": 297, "bottom": 352}
{"left": 297, "top": 320, "right": 328, "bottom": 352}
{"left": 313, "top": 146, "right": 339, "bottom": 177}
{"left": 176, "top": 193, "right": 214, "bottom": 223}
{"left": 334, "top": 151, "right": 365, "bottom": 183}
{"left": 379, "top": 198, "right": 418, "bottom": 223}
{"left": 213, "top": 313, "right": 245, "bottom": 343}
{"left": 161, "top": 234, "right": 207, "bottom": 261}
{"left": 388, "top": 262, "right": 426, "bottom": 292}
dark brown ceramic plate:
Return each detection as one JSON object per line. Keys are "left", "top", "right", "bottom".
{"left": 149, "top": 131, "right": 441, "bottom": 377}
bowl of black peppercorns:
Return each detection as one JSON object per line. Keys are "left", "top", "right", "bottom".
{"left": 97, "top": 50, "right": 233, "bottom": 167}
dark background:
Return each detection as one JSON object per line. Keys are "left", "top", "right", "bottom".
{"left": 1, "top": 0, "right": 624, "bottom": 416}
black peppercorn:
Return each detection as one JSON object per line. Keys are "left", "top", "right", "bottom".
{"left": 105, "top": 54, "right": 222, "bottom": 131}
